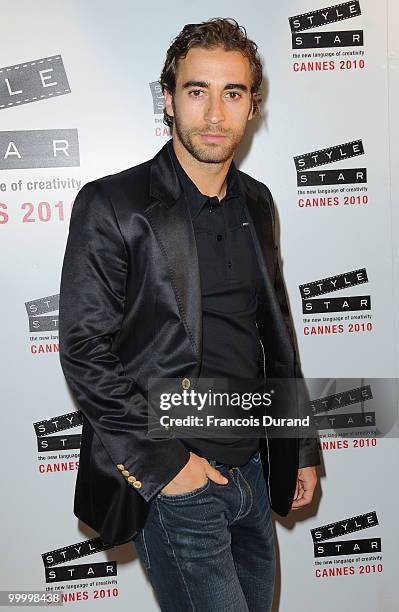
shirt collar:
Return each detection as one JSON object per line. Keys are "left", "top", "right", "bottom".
{"left": 166, "top": 137, "right": 241, "bottom": 219}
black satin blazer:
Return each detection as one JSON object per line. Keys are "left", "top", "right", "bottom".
{"left": 59, "top": 139, "right": 320, "bottom": 547}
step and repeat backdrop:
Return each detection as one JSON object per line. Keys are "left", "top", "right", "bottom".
{"left": 1, "top": 1, "right": 398, "bottom": 610}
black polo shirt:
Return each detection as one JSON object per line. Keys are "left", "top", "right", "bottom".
{"left": 167, "top": 138, "right": 264, "bottom": 465}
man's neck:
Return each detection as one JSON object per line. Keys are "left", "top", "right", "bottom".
{"left": 172, "top": 135, "right": 232, "bottom": 201}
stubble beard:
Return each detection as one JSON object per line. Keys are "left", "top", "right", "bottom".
{"left": 172, "top": 105, "right": 245, "bottom": 165}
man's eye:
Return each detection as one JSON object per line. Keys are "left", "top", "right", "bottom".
{"left": 227, "top": 92, "right": 241, "bottom": 99}
{"left": 189, "top": 90, "right": 204, "bottom": 97}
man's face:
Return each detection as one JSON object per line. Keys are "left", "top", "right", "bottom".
{"left": 164, "top": 46, "right": 255, "bottom": 164}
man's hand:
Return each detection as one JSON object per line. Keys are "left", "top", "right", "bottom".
{"left": 291, "top": 466, "right": 318, "bottom": 510}
{"left": 160, "top": 452, "right": 229, "bottom": 495}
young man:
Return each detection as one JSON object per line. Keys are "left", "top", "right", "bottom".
{"left": 59, "top": 17, "right": 320, "bottom": 612}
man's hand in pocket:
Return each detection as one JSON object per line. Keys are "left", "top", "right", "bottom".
{"left": 161, "top": 452, "right": 229, "bottom": 495}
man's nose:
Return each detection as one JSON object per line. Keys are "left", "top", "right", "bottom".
{"left": 204, "top": 95, "right": 225, "bottom": 123}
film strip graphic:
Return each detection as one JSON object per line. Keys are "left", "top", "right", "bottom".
{"left": 42, "top": 537, "right": 115, "bottom": 583}
{"left": 294, "top": 139, "right": 367, "bottom": 187}
{"left": 149, "top": 80, "right": 165, "bottom": 115}
{"left": 34, "top": 410, "right": 82, "bottom": 452}
{"left": 25, "top": 293, "right": 59, "bottom": 333}
{"left": 0, "top": 128, "right": 80, "bottom": 170}
{"left": 311, "top": 511, "right": 381, "bottom": 557}
{"left": 299, "top": 268, "right": 371, "bottom": 314}
{"left": 0, "top": 55, "right": 70, "bottom": 111}
{"left": 289, "top": 1, "right": 363, "bottom": 49}
{"left": 310, "top": 383, "right": 375, "bottom": 430}
{"left": 1, "top": 55, "right": 80, "bottom": 170}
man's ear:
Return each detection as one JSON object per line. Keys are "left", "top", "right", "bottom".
{"left": 247, "top": 93, "right": 256, "bottom": 121}
{"left": 163, "top": 87, "right": 174, "bottom": 118}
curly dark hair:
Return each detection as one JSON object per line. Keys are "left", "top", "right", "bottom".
{"left": 160, "top": 17, "right": 263, "bottom": 128}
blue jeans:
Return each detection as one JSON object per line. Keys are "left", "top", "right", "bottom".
{"left": 132, "top": 451, "right": 276, "bottom": 611}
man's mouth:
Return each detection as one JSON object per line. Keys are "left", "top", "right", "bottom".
{"left": 200, "top": 133, "right": 226, "bottom": 141}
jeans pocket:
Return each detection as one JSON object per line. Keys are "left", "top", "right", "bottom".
{"left": 157, "top": 477, "right": 211, "bottom": 502}
{"left": 251, "top": 451, "right": 261, "bottom": 464}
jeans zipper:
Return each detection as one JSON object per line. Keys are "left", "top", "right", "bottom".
{"left": 255, "top": 320, "right": 272, "bottom": 505}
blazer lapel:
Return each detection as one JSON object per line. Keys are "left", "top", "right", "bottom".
{"left": 145, "top": 143, "right": 202, "bottom": 364}
{"left": 244, "top": 190, "right": 276, "bottom": 301}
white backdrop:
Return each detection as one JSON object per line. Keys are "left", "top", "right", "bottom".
{"left": 1, "top": 1, "right": 398, "bottom": 610}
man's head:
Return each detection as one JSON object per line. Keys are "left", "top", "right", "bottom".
{"left": 160, "top": 17, "right": 263, "bottom": 164}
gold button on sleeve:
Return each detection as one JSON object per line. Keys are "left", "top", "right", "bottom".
{"left": 127, "top": 476, "right": 136, "bottom": 484}
{"left": 181, "top": 377, "right": 190, "bottom": 390}
{"left": 116, "top": 464, "right": 125, "bottom": 471}
{"left": 133, "top": 481, "right": 142, "bottom": 489}
{"left": 121, "top": 470, "right": 130, "bottom": 477}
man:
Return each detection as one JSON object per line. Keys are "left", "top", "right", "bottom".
{"left": 59, "top": 17, "right": 320, "bottom": 612}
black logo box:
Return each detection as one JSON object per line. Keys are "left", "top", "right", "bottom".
{"left": 34, "top": 411, "right": 82, "bottom": 453}
{"left": 294, "top": 140, "right": 364, "bottom": 172}
{"left": 314, "top": 538, "right": 381, "bottom": 557}
{"left": 43, "top": 537, "right": 115, "bottom": 583}
{"left": 0, "top": 55, "right": 70, "bottom": 110}
{"left": 299, "top": 268, "right": 368, "bottom": 299}
{"left": 292, "top": 30, "right": 363, "bottom": 49}
{"left": 310, "top": 385, "right": 372, "bottom": 414}
{"left": 26, "top": 294, "right": 59, "bottom": 317}
{"left": 42, "top": 537, "right": 112, "bottom": 567}
{"left": 312, "top": 511, "right": 381, "bottom": 558}
{"left": 312, "top": 511, "right": 378, "bottom": 542}
{"left": 302, "top": 295, "right": 371, "bottom": 314}
{"left": 289, "top": 1, "right": 361, "bottom": 32}
{"left": 0, "top": 129, "right": 80, "bottom": 170}
{"left": 315, "top": 411, "right": 375, "bottom": 429}
{"left": 26, "top": 294, "right": 60, "bottom": 333}
{"left": 297, "top": 168, "right": 367, "bottom": 187}
{"left": 149, "top": 81, "right": 165, "bottom": 114}
{"left": 34, "top": 411, "right": 82, "bottom": 437}
{"left": 46, "top": 561, "right": 117, "bottom": 583}
{"left": 28, "top": 315, "right": 59, "bottom": 333}
{"left": 37, "top": 434, "right": 81, "bottom": 452}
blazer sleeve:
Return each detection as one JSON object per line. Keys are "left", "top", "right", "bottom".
{"left": 58, "top": 181, "right": 191, "bottom": 502}
{"left": 262, "top": 183, "right": 321, "bottom": 469}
